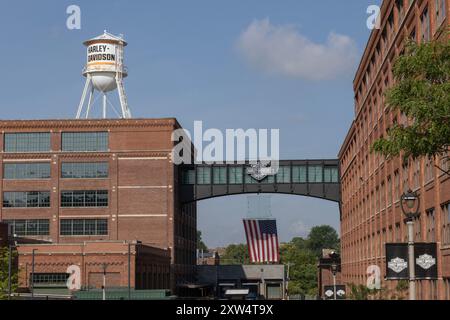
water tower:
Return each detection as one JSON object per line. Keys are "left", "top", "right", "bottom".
{"left": 76, "top": 31, "right": 132, "bottom": 119}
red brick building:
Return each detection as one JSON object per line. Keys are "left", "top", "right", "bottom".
{"left": 339, "top": 0, "right": 449, "bottom": 299}
{"left": 17, "top": 241, "right": 170, "bottom": 290}
{"left": 0, "top": 118, "right": 197, "bottom": 292}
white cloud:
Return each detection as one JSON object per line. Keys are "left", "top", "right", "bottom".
{"left": 236, "top": 18, "right": 359, "bottom": 81}
{"left": 288, "top": 219, "right": 310, "bottom": 238}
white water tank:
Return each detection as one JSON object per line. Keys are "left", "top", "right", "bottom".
{"left": 82, "top": 31, "right": 128, "bottom": 92}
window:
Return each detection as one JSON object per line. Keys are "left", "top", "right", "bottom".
{"left": 276, "top": 166, "right": 291, "bottom": 184}
{"left": 413, "top": 160, "right": 421, "bottom": 189}
{"left": 213, "top": 167, "right": 227, "bottom": 184}
{"left": 324, "top": 166, "right": 339, "bottom": 183}
{"left": 4, "top": 132, "right": 51, "bottom": 153}
{"left": 387, "top": 176, "right": 393, "bottom": 206}
{"left": 442, "top": 203, "right": 450, "bottom": 245}
{"left": 394, "top": 170, "right": 400, "bottom": 202}
{"left": 228, "top": 167, "right": 243, "bottom": 184}
{"left": 440, "top": 152, "right": 449, "bottom": 175}
{"left": 425, "top": 157, "right": 434, "bottom": 182}
{"left": 3, "top": 163, "right": 50, "bottom": 179}
{"left": 426, "top": 209, "right": 436, "bottom": 242}
{"left": 182, "top": 169, "right": 195, "bottom": 185}
{"left": 436, "top": 0, "right": 447, "bottom": 25}
{"left": 402, "top": 164, "right": 409, "bottom": 192}
{"left": 414, "top": 215, "right": 422, "bottom": 241}
{"left": 420, "top": 7, "right": 430, "bottom": 43}
{"left": 196, "top": 167, "right": 211, "bottom": 185}
{"left": 61, "top": 162, "right": 108, "bottom": 179}
{"left": 31, "top": 273, "right": 69, "bottom": 286}
{"left": 60, "top": 219, "right": 108, "bottom": 236}
{"left": 3, "top": 191, "right": 50, "bottom": 208}
{"left": 5, "top": 219, "right": 49, "bottom": 236}
{"left": 308, "top": 166, "right": 323, "bottom": 183}
{"left": 60, "top": 190, "right": 108, "bottom": 207}
{"left": 292, "top": 166, "right": 307, "bottom": 183}
{"left": 396, "top": 0, "right": 405, "bottom": 22}
{"left": 61, "top": 132, "right": 108, "bottom": 152}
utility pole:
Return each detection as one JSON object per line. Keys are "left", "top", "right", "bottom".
{"left": 102, "top": 263, "right": 107, "bottom": 301}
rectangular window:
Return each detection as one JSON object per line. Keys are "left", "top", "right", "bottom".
{"left": 426, "top": 208, "right": 436, "bottom": 242}
{"left": 308, "top": 165, "right": 323, "bottom": 183}
{"left": 324, "top": 166, "right": 339, "bottom": 183}
{"left": 60, "top": 190, "right": 108, "bottom": 207}
{"left": 4, "top": 133, "right": 51, "bottom": 153}
{"left": 4, "top": 219, "right": 49, "bottom": 236}
{"left": 228, "top": 167, "right": 243, "bottom": 184}
{"left": 276, "top": 166, "right": 291, "bottom": 184}
{"left": 196, "top": 167, "right": 211, "bottom": 185}
{"left": 213, "top": 167, "right": 227, "bottom": 184}
{"left": 396, "top": 0, "right": 405, "bottom": 22}
{"left": 420, "top": 7, "right": 430, "bottom": 43}
{"left": 442, "top": 203, "right": 450, "bottom": 245}
{"left": 425, "top": 157, "right": 434, "bottom": 182}
{"left": 436, "top": 0, "right": 447, "bottom": 25}
{"left": 3, "top": 163, "right": 51, "bottom": 179}
{"left": 3, "top": 191, "right": 50, "bottom": 208}
{"left": 61, "top": 132, "right": 108, "bottom": 152}
{"left": 31, "top": 273, "right": 69, "bottom": 286}
{"left": 182, "top": 169, "right": 195, "bottom": 185}
{"left": 59, "top": 219, "right": 108, "bottom": 236}
{"left": 61, "top": 162, "right": 108, "bottom": 179}
{"left": 292, "top": 166, "right": 307, "bottom": 183}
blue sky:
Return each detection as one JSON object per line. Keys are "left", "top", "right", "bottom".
{"left": 0, "top": 0, "right": 381, "bottom": 247}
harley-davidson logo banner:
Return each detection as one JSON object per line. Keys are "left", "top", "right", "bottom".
{"left": 386, "top": 243, "right": 409, "bottom": 280}
{"left": 414, "top": 243, "right": 438, "bottom": 279}
{"left": 385, "top": 243, "right": 438, "bottom": 280}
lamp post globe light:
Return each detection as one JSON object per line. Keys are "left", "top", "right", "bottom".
{"left": 329, "top": 251, "right": 340, "bottom": 300}
{"left": 400, "top": 189, "right": 420, "bottom": 301}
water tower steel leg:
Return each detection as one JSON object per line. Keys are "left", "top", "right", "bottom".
{"left": 76, "top": 75, "right": 91, "bottom": 119}
{"left": 85, "top": 86, "right": 95, "bottom": 119}
{"left": 103, "top": 94, "right": 107, "bottom": 119}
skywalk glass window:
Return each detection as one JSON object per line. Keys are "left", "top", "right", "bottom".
{"left": 292, "top": 166, "right": 307, "bottom": 183}
{"left": 61, "top": 162, "right": 108, "bottom": 179}
{"left": 60, "top": 190, "right": 108, "bottom": 207}
{"left": 308, "top": 166, "right": 323, "bottom": 183}
{"left": 62, "top": 132, "right": 108, "bottom": 152}
{"left": 4, "top": 132, "right": 51, "bottom": 153}
{"left": 213, "top": 167, "right": 227, "bottom": 184}
{"left": 276, "top": 166, "right": 291, "bottom": 184}
{"left": 196, "top": 167, "right": 211, "bottom": 185}
{"left": 228, "top": 167, "right": 243, "bottom": 184}
{"left": 324, "top": 166, "right": 339, "bottom": 183}
{"left": 60, "top": 219, "right": 108, "bottom": 236}
{"left": 3, "top": 191, "right": 50, "bottom": 208}
{"left": 182, "top": 169, "right": 195, "bottom": 185}
{"left": 4, "top": 163, "right": 51, "bottom": 180}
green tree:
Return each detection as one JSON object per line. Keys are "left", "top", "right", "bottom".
{"left": 372, "top": 39, "right": 450, "bottom": 175}
{"left": 0, "top": 247, "right": 17, "bottom": 300}
{"left": 220, "top": 244, "right": 250, "bottom": 265}
{"left": 197, "top": 230, "right": 208, "bottom": 252}
{"left": 279, "top": 242, "right": 317, "bottom": 296}
{"left": 306, "top": 225, "right": 340, "bottom": 258}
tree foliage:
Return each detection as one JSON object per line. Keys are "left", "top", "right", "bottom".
{"left": 220, "top": 244, "right": 250, "bottom": 265}
{"left": 197, "top": 230, "right": 208, "bottom": 252}
{"left": 372, "top": 39, "right": 450, "bottom": 173}
{"left": 0, "top": 247, "right": 17, "bottom": 300}
{"left": 306, "top": 225, "right": 340, "bottom": 258}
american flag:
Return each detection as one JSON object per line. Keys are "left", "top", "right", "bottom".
{"left": 243, "top": 219, "right": 279, "bottom": 263}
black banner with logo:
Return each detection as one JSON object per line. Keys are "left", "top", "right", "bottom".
{"left": 385, "top": 243, "right": 409, "bottom": 280}
{"left": 414, "top": 243, "right": 438, "bottom": 280}
{"left": 323, "top": 285, "right": 346, "bottom": 300}
{"left": 385, "top": 243, "right": 438, "bottom": 280}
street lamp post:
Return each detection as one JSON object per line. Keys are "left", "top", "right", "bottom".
{"left": 102, "top": 263, "right": 108, "bottom": 301}
{"left": 400, "top": 189, "right": 420, "bottom": 301}
{"left": 329, "top": 251, "right": 340, "bottom": 301}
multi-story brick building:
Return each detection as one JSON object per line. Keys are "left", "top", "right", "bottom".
{"left": 0, "top": 118, "right": 197, "bottom": 292}
{"left": 339, "top": 0, "right": 449, "bottom": 299}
